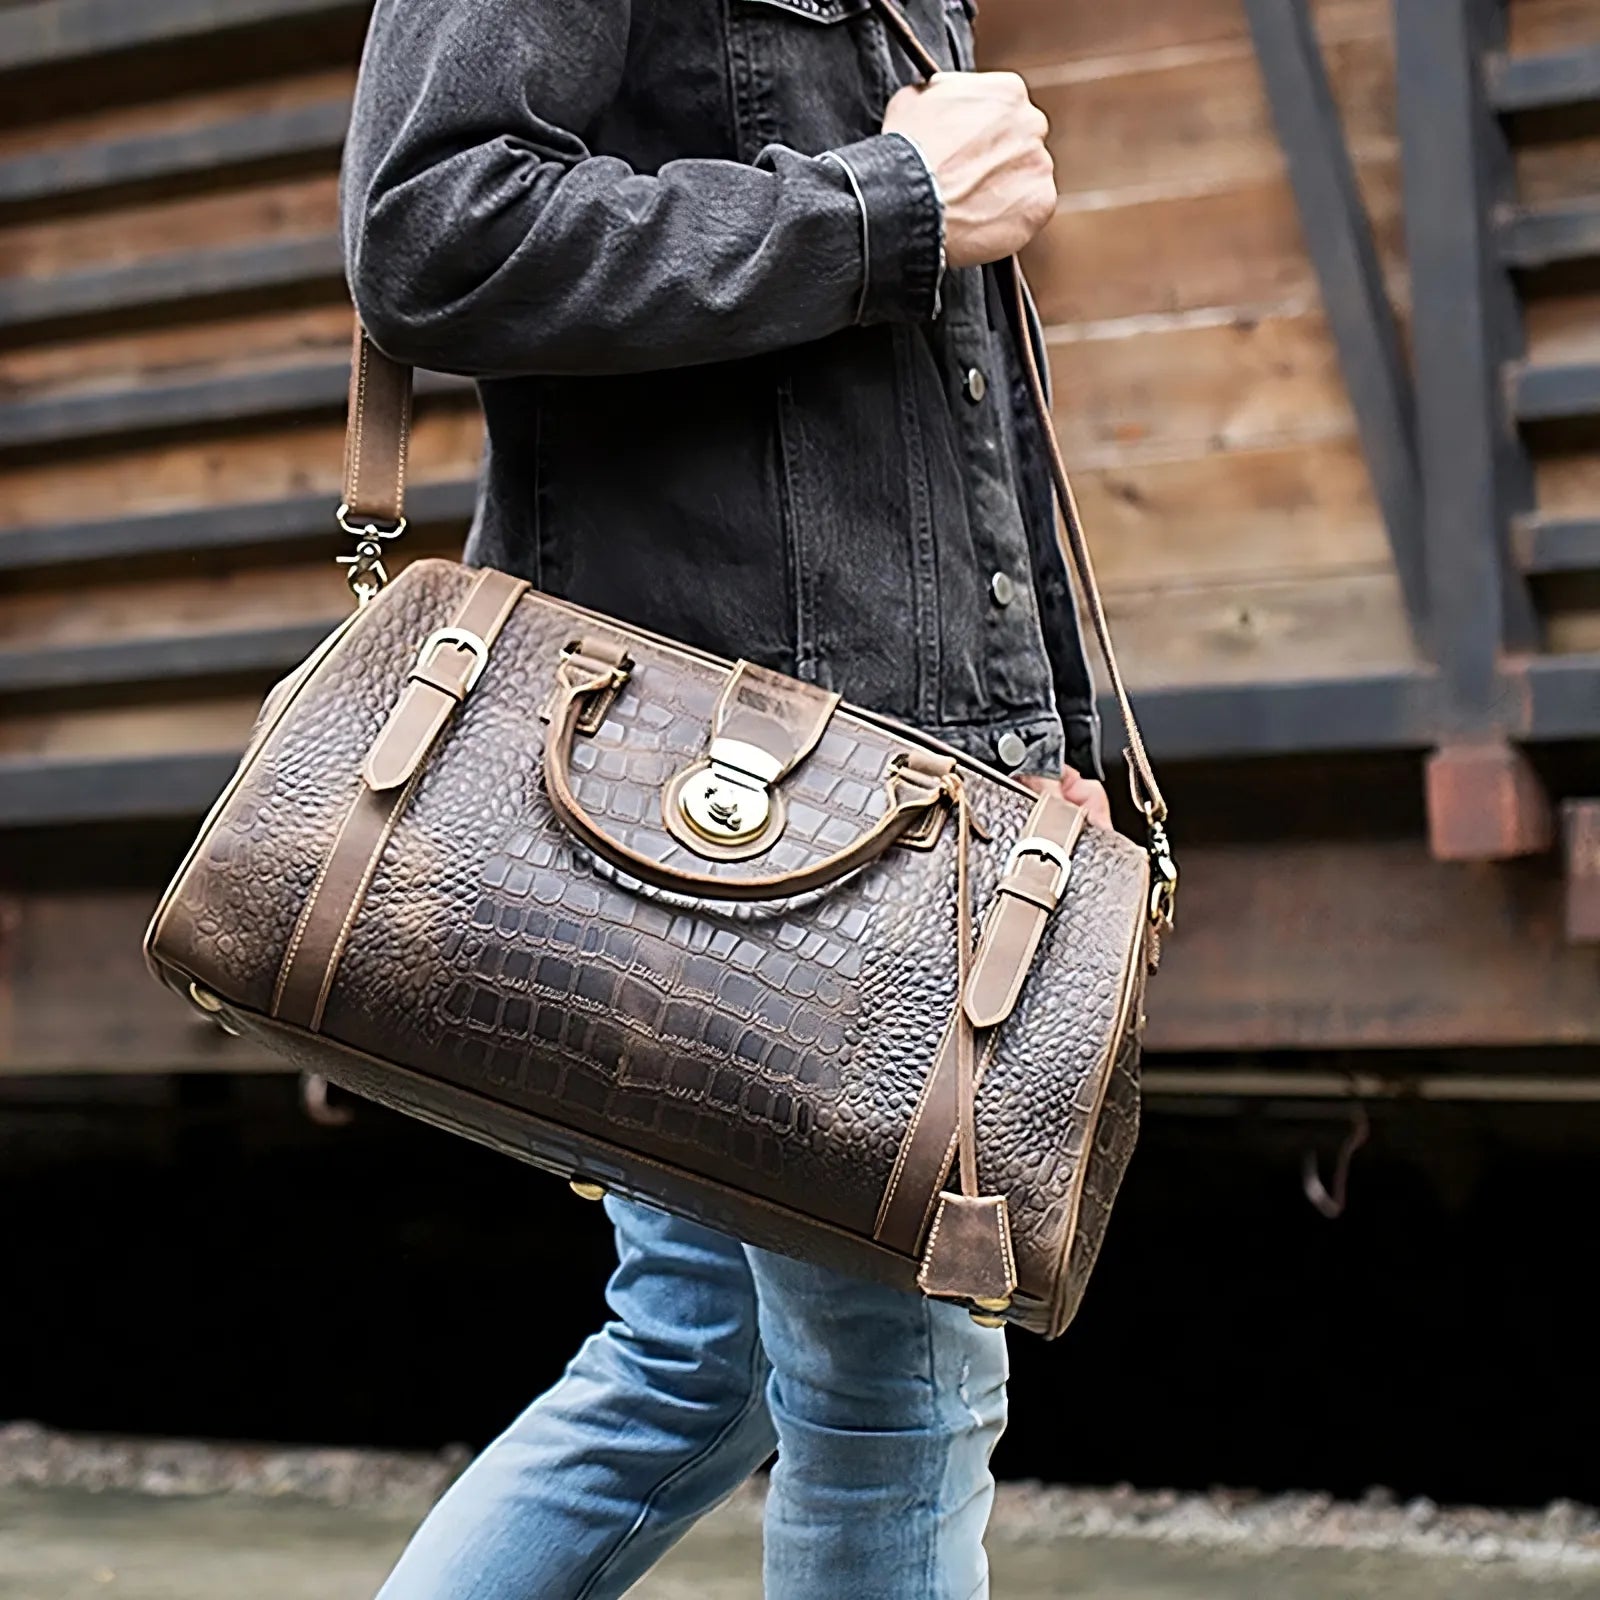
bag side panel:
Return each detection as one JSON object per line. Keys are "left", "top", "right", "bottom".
{"left": 148, "top": 563, "right": 481, "bottom": 1012}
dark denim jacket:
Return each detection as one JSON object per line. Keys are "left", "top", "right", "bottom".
{"left": 340, "top": 0, "right": 1100, "bottom": 777}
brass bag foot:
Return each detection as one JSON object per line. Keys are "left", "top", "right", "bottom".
{"left": 570, "top": 1179, "right": 606, "bottom": 1202}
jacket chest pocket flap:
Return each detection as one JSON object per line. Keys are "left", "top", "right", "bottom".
{"left": 737, "top": 0, "right": 870, "bottom": 21}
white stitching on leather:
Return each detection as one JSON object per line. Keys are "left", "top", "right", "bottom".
{"left": 310, "top": 770, "right": 424, "bottom": 1031}
{"left": 272, "top": 788, "right": 359, "bottom": 1017}
{"left": 348, "top": 334, "right": 368, "bottom": 505}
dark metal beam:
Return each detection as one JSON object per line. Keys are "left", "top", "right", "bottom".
{"left": 1519, "top": 655, "right": 1600, "bottom": 742}
{"left": 1243, "top": 0, "right": 1429, "bottom": 646}
{"left": 0, "top": 752, "right": 238, "bottom": 827}
{"left": 0, "top": 98, "right": 351, "bottom": 216}
{"left": 1488, "top": 43, "right": 1600, "bottom": 114}
{"left": 1499, "top": 202, "right": 1600, "bottom": 271}
{"left": 0, "top": 361, "right": 469, "bottom": 458}
{"left": 1394, "top": 0, "right": 1541, "bottom": 730}
{"left": 0, "top": 0, "right": 364, "bottom": 74}
{"left": 0, "top": 622, "right": 339, "bottom": 698}
{"left": 0, "top": 479, "right": 478, "bottom": 574}
{"left": 1513, "top": 515, "right": 1600, "bottom": 576}
{"left": 1110, "top": 672, "right": 1438, "bottom": 761}
{"left": 0, "top": 234, "right": 346, "bottom": 339}
{"left": 1513, "top": 361, "right": 1600, "bottom": 424}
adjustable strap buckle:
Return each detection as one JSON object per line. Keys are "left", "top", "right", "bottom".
{"left": 414, "top": 626, "right": 490, "bottom": 697}
{"left": 1003, "top": 834, "right": 1073, "bottom": 908}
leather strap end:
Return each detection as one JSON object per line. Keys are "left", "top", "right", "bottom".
{"left": 963, "top": 896, "right": 1047, "bottom": 1028}
{"left": 917, "top": 1192, "right": 1017, "bottom": 1306}
{"left": 362, "top": 682, "right": 456, "bottom": 792}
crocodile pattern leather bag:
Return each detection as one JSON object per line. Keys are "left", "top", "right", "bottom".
{"left": 144, "top": 0, "right": 1178, "bottom": 1338}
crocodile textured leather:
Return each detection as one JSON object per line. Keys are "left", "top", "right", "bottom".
{"left": 147, "top": 559, "right": 1151, "bottom": 1337}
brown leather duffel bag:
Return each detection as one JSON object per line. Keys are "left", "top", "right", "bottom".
{"left": 145, "top": 3, "right": 1177, "bottom": 1339}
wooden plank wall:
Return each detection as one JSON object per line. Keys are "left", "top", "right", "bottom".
{"left": 0, "top": 1, "right": 478, "bottom": 776}
{"left": 2, "top": 0, "right": 1598, "bottom": 1070}
{"left": 988, "top": 0, "right": 1600, "bottom": 682}
{"left": 1, "top": 0, "right": 1597, "bottom": 763}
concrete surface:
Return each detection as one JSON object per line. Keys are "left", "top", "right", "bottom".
{"left": 3, "top": 1486, "right": 1598, "bottom": 1600}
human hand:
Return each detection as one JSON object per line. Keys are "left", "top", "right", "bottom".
{"left": 1022, "top": 767, "right": 1112, "bottom": 830}
{"left": 881, "top": 71, "right": 1056, "bottom": 269}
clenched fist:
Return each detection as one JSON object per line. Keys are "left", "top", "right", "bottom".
{"left": 882, "top": 71, "right": 1056, "bottom": 269}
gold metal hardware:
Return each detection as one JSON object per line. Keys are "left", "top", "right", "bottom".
{"left": 570, "top": 1179, "right": 606, "bottom": 1202}
{"left": 1146, "top": 813, "right": 1178, "bottom": 932}
{"left": 335, "top": 503, "right": 408, "bottom": 605}
{"left": 1004, "top": 834, "right": 1072, "bottom": 902}
{"left": 554, "top": 643, "right": 633, "bottom": 733}
{"left": 970, "top": 1311, "right": 1007, "bottom": 1328}
{"left": 416, "top": 626, "right": 490, "bottom": 694}
{"left": 971, "top": 1295, "right": 1012, "bottom": 1313}
{"left": 677, "top": 765, "right": 771, "bottom": 845}
{"left": 188, "top": 982, "right": 224, "bottom": 1013}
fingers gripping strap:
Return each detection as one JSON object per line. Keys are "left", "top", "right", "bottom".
{"left": 337, "top": 0, "right": 1165, "bottom": 822}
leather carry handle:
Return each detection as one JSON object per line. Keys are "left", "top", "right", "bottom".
{"left": 543, "top": 647, "right": 957, "bottom": 902}
{"left": 337, "top": 0, "right": 1167, "bottom": 827}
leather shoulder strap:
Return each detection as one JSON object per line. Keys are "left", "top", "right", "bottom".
{"left": 338, "top": 0, "right": 1166, "bottom": 824}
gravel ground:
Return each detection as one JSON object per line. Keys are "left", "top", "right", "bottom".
{"left": 2, "top": 1424, "right": 1597, "bottom": 1598}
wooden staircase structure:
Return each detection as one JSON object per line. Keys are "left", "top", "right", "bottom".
{"left": 2, "top": 0, "right": 1599, "bottom": 1072}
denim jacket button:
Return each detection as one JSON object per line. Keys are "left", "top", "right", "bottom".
{"left": 963, "top": 366, "right": 987, "bottom": 404}
{"left": 990, "top": 571, "right": 1016, "bottom": 608}
{"left": 995, "top": 731, "right": 1028, "bottom": 770}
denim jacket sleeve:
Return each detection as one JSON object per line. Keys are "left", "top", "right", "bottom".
{"left": 340, "top": 0, "right": 944, "bottom": 377}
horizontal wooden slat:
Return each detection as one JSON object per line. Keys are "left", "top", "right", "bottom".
{"left": 1036, "top": 26, "right": 1395, "bottom": 201}
{"left": 1146, "top": 834, "right": 1600, "bottom": 1050}
{"left": 1514, "top": 514, "right": 1600, "bottom": 575}
{"left": 0, "top": 0, "right": 363, "bottom": 75}
{"left": 1500, "top": 202, "right": 1600, "bottom": 271}
{"left": 1513, "top": 360, "right": 1600, "bottom": 423}
{"left": 0, "top": 621, "right": 336, "bottom": 696}
{"left": 978, "top": 0, "right": 1384, "bottom": 74}
{"left": 0, "top": 96, "right": 350, "bottom": 215}
{"left": 1075, "top": 437, "right": 1389, "bottom": 593}
{"left": 1517, "top": 133, "right": 1600, "bottom": 212}
{"left": 1508, "top": 0, "right": 1600, "bottom": 59}
{"left": 1050, "top": 308, "right": 1354, "bottom": 458}
{"left": 0, "top": 478, "right": 476, "bottom": 574}
{"left": 0, "top": 234, "right": 345, "bottom": 337}
{"left": 1025, "top": 159, "right": 1404, "bottom": 328}
{"left": 0, "top": 361, "right": 470, "bottom": 457}
{"left": 0, "top": 408, "right": 484, "bottom": 531}
{"left": 1489, "top": 43, "right": 1600, "bottom": 113}
{"left": 1106, "top": 570, "right": 1419, "bottom": 688}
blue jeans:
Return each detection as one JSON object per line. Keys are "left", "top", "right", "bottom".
{"left": 377, "top": 1196, "right": 1008, "bottom": 1599}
